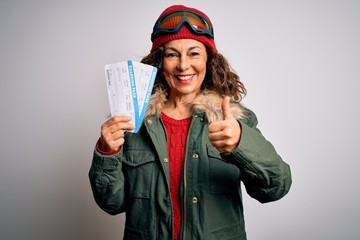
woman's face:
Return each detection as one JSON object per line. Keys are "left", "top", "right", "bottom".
{"left": 163, "top": 39, "right": 207, "bottom": 99}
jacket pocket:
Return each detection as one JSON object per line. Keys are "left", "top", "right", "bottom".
{"left": 211, "top": 222, "right": 246, "bottom": 240}
{"left": 122, "top": 150, "right": 157, "bottom": 236}
{"left": 124, "top": 226, "right": 151, "bottom": 240}
{"left": 207, "top": 145, "right": 241, "bottom": 193}
{"left": 122, "top": 150, "right": 156, "bottom": 198}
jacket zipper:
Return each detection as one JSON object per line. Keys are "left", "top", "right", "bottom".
{"left": 182, "top": 152, "right": 187, "bottom": 240}
{"left": 159, "top": 118, "right": 175, "bottom": 239}
{"left": 182, "top": 141, "right": 188, "bottom": 240}
{"left": 182, "top": 114, "right": 197, "bottom": 240}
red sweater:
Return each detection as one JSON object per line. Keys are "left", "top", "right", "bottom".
{"left": 162, "top": 112, "right": 191, "bottom": 240}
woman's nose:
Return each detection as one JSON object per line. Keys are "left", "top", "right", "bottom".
{"left": 177, "top": 56, "right": 190, "bottom": 71}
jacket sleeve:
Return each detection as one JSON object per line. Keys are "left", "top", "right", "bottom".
{"left": 88, "top": 148, "right": 127, "bottom": 215}
{"left": 221, "top": 108, "right": 292, "bottom": 203}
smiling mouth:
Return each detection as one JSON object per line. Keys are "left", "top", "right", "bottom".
{"left": 176, "top": 74, "right": 194, "bottom": 82}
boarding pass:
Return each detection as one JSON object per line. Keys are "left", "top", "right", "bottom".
{"left": 105, "top": 61, "right": 157, "bottom": 133}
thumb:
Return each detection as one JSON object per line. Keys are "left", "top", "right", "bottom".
{"left": 222, "top": 96, "right": 232, "bottom": 120}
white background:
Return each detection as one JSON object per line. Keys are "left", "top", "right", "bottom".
{"left": 0, "top": 0, "right": 359, "bottom": 239}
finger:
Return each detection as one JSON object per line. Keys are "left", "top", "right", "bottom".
{"left": 108, "top": 129, "right": 126, "bottom": 140}
{"left": 209, "top": 131, "right": 235, "bottom": 145}
{"left": 102, "top": 118, "right": 135, "bottom": 134}
{"left": 208, "top": 122, "right": 223, "bottom": 133}
{"left": 209, "top": 139, "right": 228, "bottom": 152}
{"left": 102, "top": 115, "right": 132, "bottom": 128}
{"left": 222, "top": 96, "right": 232, "bottom": 120}
{"left": 100, "top": 128, "right": 127, "bottom": 152}
{"left": 111, "top": 115, "right": 132, "bottom": 122}
{"left": 107, "top": 122, "right": 135, "bottom": 134}
{"left": 208, "top": 131, "right": 224, "bottom": 141}
{"left": 209, "top": 119, "right": 234, "bottom": 134}
{"left": 102, "top": 138, "right": 125, "bottom": 152}
{"left": 210, "top": 138, "right": 236, "bottom": 153}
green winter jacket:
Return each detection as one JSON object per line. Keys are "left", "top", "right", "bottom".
{"left": 89, "top": 98, "right": 292, "bottom": 240}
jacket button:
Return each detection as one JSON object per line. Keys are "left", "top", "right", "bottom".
{"left": 192, "top": 153, "right": 199, "bottom": 159}
{"left": 147, "top": 119, "right": 153, "bottom": 125}
{"left": 163, "top": 157, "right": 169, "bottom": 163}
{"left": 192, "top": 197, "right": 198, "bottom": 203}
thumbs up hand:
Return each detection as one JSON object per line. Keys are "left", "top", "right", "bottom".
{"left": 208, "top": 96, "right": 242, "bottom": 153}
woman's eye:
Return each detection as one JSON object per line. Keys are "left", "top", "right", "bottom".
{"left": 165, "top": 53, "right": 178, "bottom": 58}
{"left": 190, "top": 52, "right": 200, "bottom": 57}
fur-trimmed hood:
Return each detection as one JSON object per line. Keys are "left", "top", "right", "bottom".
{"left": 145, "top": 89, "right": 246, "bottom": 123}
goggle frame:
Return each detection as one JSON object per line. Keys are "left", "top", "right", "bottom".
{"left": 151, "top": 10, "right": 214, "bottom": 41}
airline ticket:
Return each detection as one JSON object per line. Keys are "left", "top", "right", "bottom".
{"left": 104, "top": 60, "right": 157, "bottom": 133}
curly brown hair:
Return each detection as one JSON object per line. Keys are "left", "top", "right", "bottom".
{"left": 141, "top": 47, "right": 246, "bottom": 101}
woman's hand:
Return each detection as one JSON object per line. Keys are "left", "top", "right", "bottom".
{"left": 208, "top": 96, "right": 242, "bottom": 153}
{"left": 99, "top": 116, "right": 135, "bottom": 152}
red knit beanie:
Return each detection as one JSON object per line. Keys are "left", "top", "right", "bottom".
{"left": 150, "top": 5, "right": 217, "bottom": 53}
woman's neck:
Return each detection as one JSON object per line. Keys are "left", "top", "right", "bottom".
{"left": 162, "top": 95, "right": 194, "bottom": 120}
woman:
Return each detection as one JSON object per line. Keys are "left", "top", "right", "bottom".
{"left": 89, "top": 5, "right": 292, "bottom": 240}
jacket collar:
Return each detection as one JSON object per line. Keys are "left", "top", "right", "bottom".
{"left": 145, "top": 89, "right": 246, "bottom": 123}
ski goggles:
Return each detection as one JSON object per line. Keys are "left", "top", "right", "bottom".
{"left": 151, "top": 10, "right": 214, "bottom": 41}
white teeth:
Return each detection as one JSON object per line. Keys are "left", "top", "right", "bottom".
{"left": 178, "top": 75, "right": 192, "bottom": 80}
